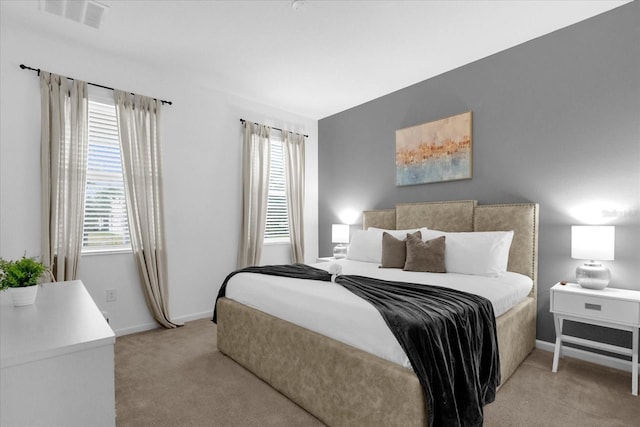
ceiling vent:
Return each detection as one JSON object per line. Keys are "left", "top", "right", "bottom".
{"left": 39, "top": 0, "right": 109, "bottom": 29}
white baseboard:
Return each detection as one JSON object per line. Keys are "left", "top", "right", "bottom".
{"left": 113, "top": 310, "right": 214, "bottom": 337}
{"left": 173, "top": 310, "right": 214, "bottom": 324}
{"left": 114, "top": 322, "right": 159, "bottom": 337}
{"left": 536, "top": 339, "right": 637, "bottom": 373}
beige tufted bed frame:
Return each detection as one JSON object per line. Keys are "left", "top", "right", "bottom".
{"left": 217, "top": 200, "right": 539, "bottom": 427}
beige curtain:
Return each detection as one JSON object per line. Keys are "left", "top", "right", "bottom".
{"left": 283, "top": 131, "right": 305, "bottom": 263}
{"left": 40, "top": 72, "right": 88, "bottom": 282}
{"left": 237, "top": 122, "right": 271, "bottom": 268}
{"left": 114, "top": 90, "right": 180, "bottom": 329}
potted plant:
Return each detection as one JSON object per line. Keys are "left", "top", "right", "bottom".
{"left": 0, "top": 254, "right": 48, "bottom": 306}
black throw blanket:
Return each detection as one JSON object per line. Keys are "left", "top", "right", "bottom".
{"left": 336, "top": 275, "right": 500, "bottom": 427}
{"left": 213, "top": 265, "right": 500, "bottom": 427}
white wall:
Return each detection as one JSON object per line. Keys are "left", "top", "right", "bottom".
{"left": 0, "top": 21, "right": 318, "bottom": 335}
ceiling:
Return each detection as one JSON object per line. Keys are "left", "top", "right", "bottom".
{"left": 1, "top": 0, "right": 631, "bottom": 119}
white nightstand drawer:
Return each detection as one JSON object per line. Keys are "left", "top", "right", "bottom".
{"left": 552, "top": 291, "right": 640, "bottom": 325}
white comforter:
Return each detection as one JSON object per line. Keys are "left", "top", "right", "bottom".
{"left": 224, "top": 259, "right": 533, "bottom": 368}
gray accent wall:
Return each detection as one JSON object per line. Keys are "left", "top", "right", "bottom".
{"left": 318, "top": 2, "right": 640, "bottom": 348}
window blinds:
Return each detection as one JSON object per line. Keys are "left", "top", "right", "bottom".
{"left": 82, "top": 99, "right": 131, "bottom": 251}
{"left": 264, "top": 138, "right": 289, "bottom": 241}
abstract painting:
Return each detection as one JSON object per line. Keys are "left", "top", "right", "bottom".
{"left": 396, "top": 111, "right": 472, "bottom": 186}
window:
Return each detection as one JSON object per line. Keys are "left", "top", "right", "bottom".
{"left": 264, "top": 135, "right": 289, "bottom": 242}
{"left": 82, "top": 94, "right": 131, "bottom": 252}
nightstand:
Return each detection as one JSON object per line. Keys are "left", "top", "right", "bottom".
{"left": 550, "top": 282, "right": 640, "bottom": 396}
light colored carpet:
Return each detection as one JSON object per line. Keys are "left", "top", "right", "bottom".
{"left": 115, "top": 318, "right": 639, "bottom": 427}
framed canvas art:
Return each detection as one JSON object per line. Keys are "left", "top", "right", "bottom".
{"left": 396, "top": 111, "right": 472, "bottom": 186}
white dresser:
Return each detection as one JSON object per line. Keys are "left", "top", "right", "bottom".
{"left": 1, "top": 280, "right": 116, "bottom": 426}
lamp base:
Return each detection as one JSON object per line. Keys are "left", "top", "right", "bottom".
{"left": 333, "top": 244, "right": 347, "bottom": 259}
{"left": 576, "top": 261, "right": 610, "bottom": 290}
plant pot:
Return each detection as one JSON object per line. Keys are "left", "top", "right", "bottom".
{"left": 9, "top": 285, "right": 39, "bottom": 306}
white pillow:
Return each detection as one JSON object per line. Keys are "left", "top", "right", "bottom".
{"left": 347, "top": 227, "right": 427, "bottom": 263}
{"left": 421, "top": 229, "right": 514, "bottom": 277}
{"left": 346, "top": 229, "right": 384, "bottom": 263}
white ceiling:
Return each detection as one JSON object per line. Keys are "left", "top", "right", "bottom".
{"left": 1, "top": 0, "right": 631, "bottom": 119}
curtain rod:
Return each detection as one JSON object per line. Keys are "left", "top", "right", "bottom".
{"left": 19, "top": 64, "right": 173, "bottom": 106}
{"left": 240, "top": 119, "right": 308, "bottom": 138}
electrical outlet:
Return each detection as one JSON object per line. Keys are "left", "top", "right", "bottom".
{"left": 106, "top": 289, "right": 117, "bottom": 302}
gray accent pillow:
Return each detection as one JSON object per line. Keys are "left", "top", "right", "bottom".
{"left": 380, "top": 230, "right": 422, "bottom": 268}
{"left": 404, "top": 234, "right": 446, "bottom": 273}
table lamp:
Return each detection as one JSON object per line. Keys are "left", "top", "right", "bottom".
{"left": 332, "top": 224, "right": 349, "bottom": 259}
{"left": 571, "top": 225, "right": 615, "bottom": 290}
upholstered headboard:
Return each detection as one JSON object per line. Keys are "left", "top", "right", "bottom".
{"left": 363, "top": 200, "right": 539, "bottom": 297}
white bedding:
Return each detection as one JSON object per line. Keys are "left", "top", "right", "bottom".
{"left": 224, "top": 259, "right": 533, "bottom": 368}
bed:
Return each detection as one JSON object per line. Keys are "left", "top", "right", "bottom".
{"left": 215, "top": 200, "right": 539, "bottom": 427}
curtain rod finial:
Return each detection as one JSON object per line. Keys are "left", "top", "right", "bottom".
{"left": 19, "top": 64, "right": 41, "bottom": 76}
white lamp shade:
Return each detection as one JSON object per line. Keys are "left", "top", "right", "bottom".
{"left": 332, "top": 224, "right": 350, "bottom": 244}
{"left": 571, "top": 225, "right": 615, "bottom": 261}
